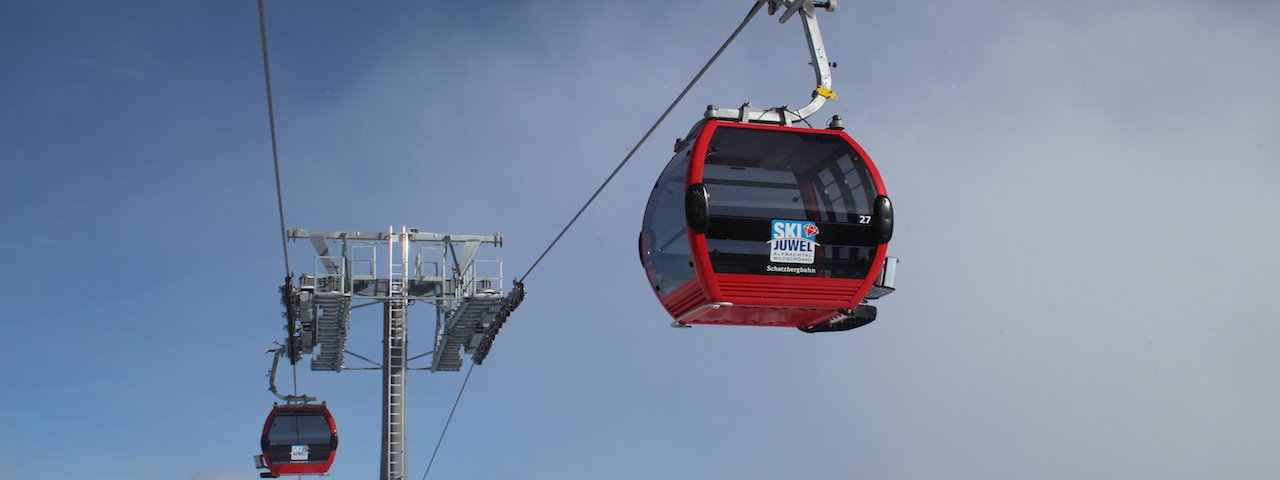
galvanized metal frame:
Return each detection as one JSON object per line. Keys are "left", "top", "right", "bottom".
{"left": 705, "top": 0, "right": 839, "bottom": 125}
{"left": 280, "top": 226, "right": 522, "bottom": 480}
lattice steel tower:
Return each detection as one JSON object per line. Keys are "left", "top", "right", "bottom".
{"left": 280, "top": 227, "right": 524, "bottom": 480}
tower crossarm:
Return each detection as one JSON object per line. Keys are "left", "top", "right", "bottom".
{"left": 431, "top": 283, "right": 525, "bottom": 371}
{"left": 288, "top": 228, "right": 501, "bottom": 246}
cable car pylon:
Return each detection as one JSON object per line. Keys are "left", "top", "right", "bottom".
{"left": 266, "top": 226, "right": 523, "bottom": 480}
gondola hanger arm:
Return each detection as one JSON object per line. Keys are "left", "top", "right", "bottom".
{"left": 706, "top": 0, "right": 838, "bottom": 126}
{"left": 266, "top": 345, "right": 316, "bottom": 404}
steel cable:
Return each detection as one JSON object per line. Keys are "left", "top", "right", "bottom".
{"left": 257, "top": 0, "right": 300, "bottom": 400}
{"left": 421, "top": 362, "right": 475, "bottom": 480}
{"left": 517, "top": 0, "right": 766, "bottom": 284}
{"left": 257, "top": 0, "right": 292, "bottom": 277}
{"left": 424, "top": 4, "right": 767, "bottom": 478}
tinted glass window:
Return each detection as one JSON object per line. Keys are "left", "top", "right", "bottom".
{"left": 640, "top": 147, "right": 695, "bottom": 296}
{"left": 268, "top": 413, "right": 333, "bottom": 445}
{"left": 701, "top": 126, "right": 879, "bottom": 278}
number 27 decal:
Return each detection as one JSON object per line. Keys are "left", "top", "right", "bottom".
{"left": 858, "top": 215, "right": 872, "bottom": 224}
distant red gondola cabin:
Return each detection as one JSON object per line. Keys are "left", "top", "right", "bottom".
{"left": 640, "top": 119, "right": 893, "bottom": 329}
{"left": 259, "top": 404, "right": 338, "bottom": 478}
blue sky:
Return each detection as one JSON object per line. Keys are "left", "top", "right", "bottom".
{"left": 2, "top": 1, "right": 1278, "bottom": 479}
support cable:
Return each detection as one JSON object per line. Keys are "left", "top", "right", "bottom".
{"left": 421, "top": 362, "right": 475, "bottom": 480}
{"left": 421, "top": 4, "right": 767, "bottom": 476}
{"left": 257, "top": 0, "right": 292, "bottom": 277}
{"left": 257, "top": 0, "right": 299, "bottom": 399}
{"left": 517, "top": 0, "right": 765, "bottom": 284}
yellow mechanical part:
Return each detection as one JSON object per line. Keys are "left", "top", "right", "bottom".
{"left": 815, "top": 86, "right": 839, "bottom": 100}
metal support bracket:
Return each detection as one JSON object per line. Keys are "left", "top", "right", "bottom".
{"left": 706, "top": 0, "right": 838, "bottom": 125}
{"left": 265, "top": 346, "right": 316, "bottom": 404}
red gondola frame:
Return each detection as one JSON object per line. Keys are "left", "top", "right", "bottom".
{"left": 645, "top": 119, "right": 891, "bottom": 328}
{"left": 259, "top": 404, "right": 339, "bottom": 477}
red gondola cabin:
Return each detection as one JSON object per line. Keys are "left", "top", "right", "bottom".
{"left": 257, "top": 404, "right": 338, "bottom": 478}
{"left": 640, "top": 119, "right": 894, "bottom": 330}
